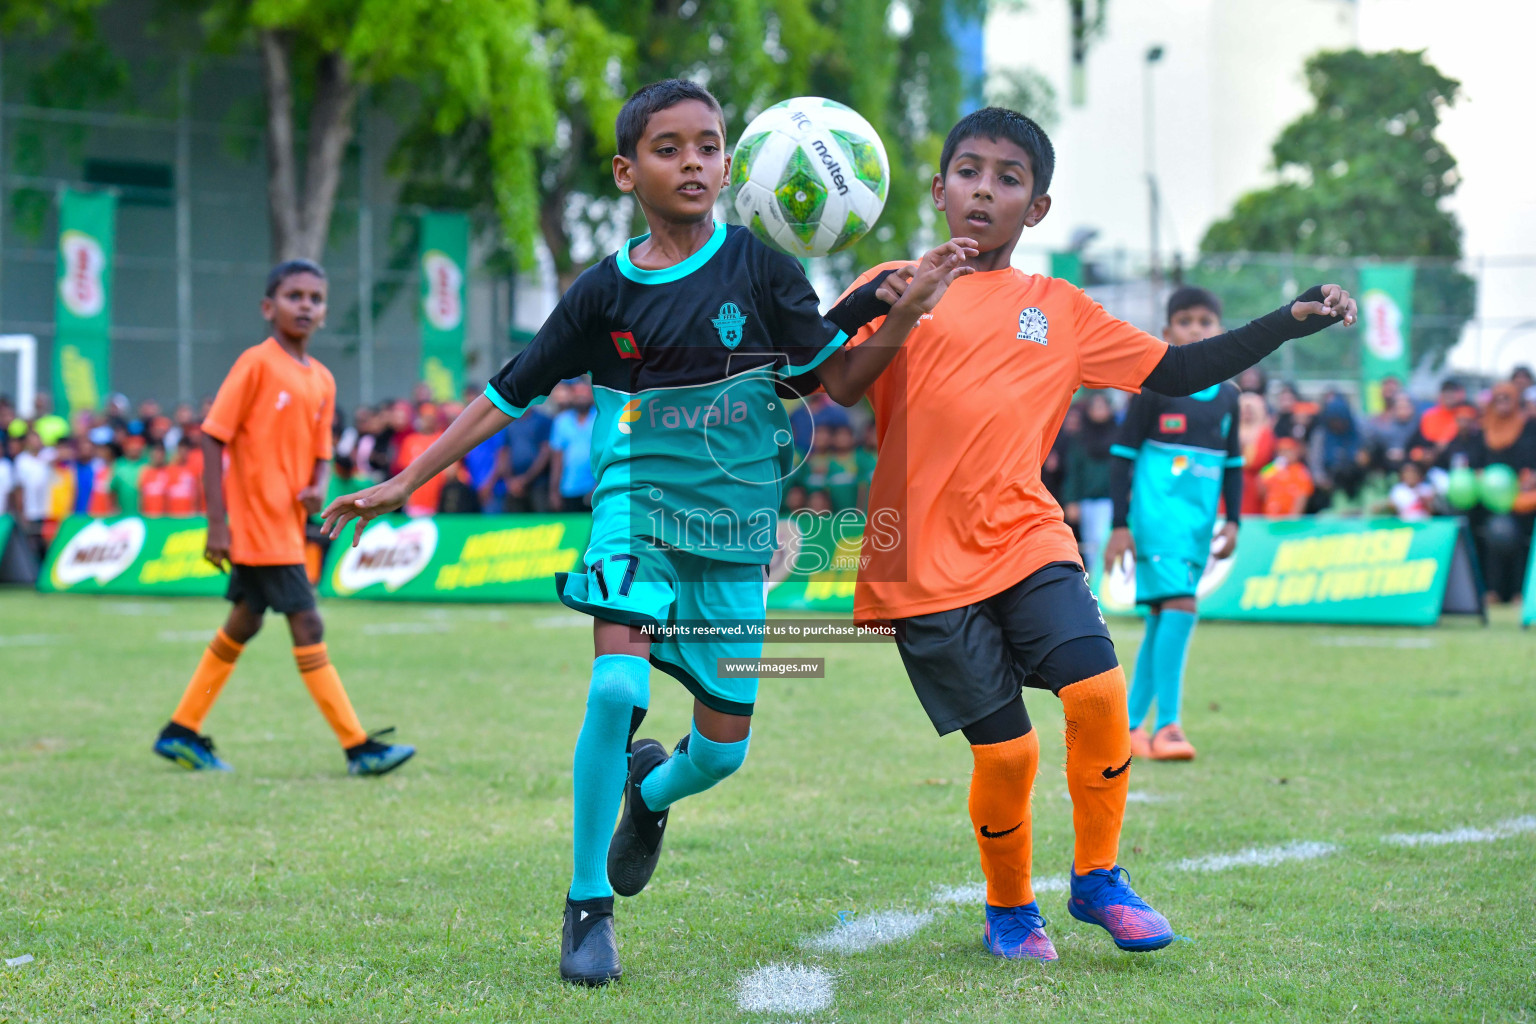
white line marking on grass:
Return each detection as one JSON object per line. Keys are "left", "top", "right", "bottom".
{"left": 360, "top": 621, "right": 451, "bottom": 636}
{"left": 736, "top": 964, "right": 833, "bottom": 1014}
{"left": 157, "top": 630, "right": 213, "bottom": 643}
{"left": 1172, "top": 841, "right": 1338, "bottom": 873}
{"left": 1058, "top": 789, "right": 1170, "bottom": 804}
{"left": 5, "top": 954, "right": 33, "bottom": 967}
{"left": 1383, "top": 816, "right": 1536, "bottom": 847}
{"left": 0, "top": 634, "right": 62, "bottom": 647}
{"left": 1312, "top": 635, "right": 1436, "bottom": 649}
{"left": 101, "top": 602, "right": 176, "bottom": 616}
{"left": 932, "top": 875, "right": 1068, "bottom": 906}
{"left": 803, "top": 910, "right": 934, "bottom": 953}
{"left": 535, "top": 615, "right": 589, "bottom": 629}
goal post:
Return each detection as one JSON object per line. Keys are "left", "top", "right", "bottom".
{"left": 0, "top": 334, "right": 38, "bottom": 416}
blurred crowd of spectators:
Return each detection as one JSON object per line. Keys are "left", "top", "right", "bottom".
{"left": 1046, "top": 366, "right": 1536, "bottom": 604}
{"left": 4, "top": 363, "right": 1533, "bottom": 602}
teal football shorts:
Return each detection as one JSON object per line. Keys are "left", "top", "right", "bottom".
{"left": 555, "top": 538, "right": 766, "bottom": 716}
{"left": 1134, "top": 552, "right": 1204, "bottom": 606}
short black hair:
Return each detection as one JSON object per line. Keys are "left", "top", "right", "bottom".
{"left": 939, "top": 107, "right": 1055, "bottom": 199}
{"left": 616, "top": 79, "right": 725, "bottom": 159}
{"left": 1167, "top": 286, "right": 1222, "bottom": 323}
{"left": 265, "top": 259, "right": 326, "bottom": 297}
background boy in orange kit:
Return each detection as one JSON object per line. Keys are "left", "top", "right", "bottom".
{"left": 150, "top": 259, "right": 415, "bottom": 777}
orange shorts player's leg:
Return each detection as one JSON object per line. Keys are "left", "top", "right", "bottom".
{"left": 969, "top": 729, "right": 1039, "bottom": 907}
{"left": 287, "top": 609, "right": 367, "bottom": 749}
{"left": 1058, "top": 668, "right": 1132, "bottom": 872}
{"left": 170, "top": 603, "right": 261, "bottom": 732}
{"left": 1036, "top": 636, "right": 1131, "bottom": 873}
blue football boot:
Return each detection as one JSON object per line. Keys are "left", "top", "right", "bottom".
{"left": 345, "top": 727, "right": 416, "bottom": 776}
{"left": 153, "top": 722, "right": 233, "bottom": 772}
{"left": 1067, "top": 863, "right": 1174, "bottom": 951}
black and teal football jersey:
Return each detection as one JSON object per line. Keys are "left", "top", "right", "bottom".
{"left": 486, "top": 221, "right": 849, "bottom": 564}
{"left": 1110, "top": 383, "right": 1243, "bottom": 560}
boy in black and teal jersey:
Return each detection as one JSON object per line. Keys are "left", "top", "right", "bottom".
{"left": 1104, "top": 286, "right": 1242, "bottom": 762}
{"left": 323, "top": 79, "right": 974, "bottom": 985}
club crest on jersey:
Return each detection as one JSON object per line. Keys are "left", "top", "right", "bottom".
{"left": 712, "top": 302, "right": 748, "bottom": 349}
{"left": 1017, "top": 307, "right": 1049, "bottom": 345}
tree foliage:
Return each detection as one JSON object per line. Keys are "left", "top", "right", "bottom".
{"left": 1202, "top": 49, "right": 1463, "bottom": 259}
{"left": 394, "top": 0, "right": 999, "bottom": 286}
{"left": 1198, "top": 49, "right": 1475, "bottom": 369}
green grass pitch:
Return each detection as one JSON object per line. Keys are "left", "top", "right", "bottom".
{"left": 1, "top": 591, "right": 1532, "bottom": 1022}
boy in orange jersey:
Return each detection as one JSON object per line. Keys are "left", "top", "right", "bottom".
{"left": 834, "top": 108, "right": 1355, "bottom": 961}
{"left": 152, "top": 260, "right": 414, "bottom": 775}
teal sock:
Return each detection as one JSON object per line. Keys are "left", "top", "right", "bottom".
{"left": 1152, "top": 609, "right": 1196, "bottom": 731}
{"left": 569, "top": 654, "right": 650, "bottom": 901}
{"left": 640, "top": 721, "right": 750, "bottom": 812}
{"left": 1127, "top": 611, "right": 1160, "bottom": 730}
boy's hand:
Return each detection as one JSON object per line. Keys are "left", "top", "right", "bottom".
{"left": 1291, "top": 284, "right": 1357, "bottom": 327}
{"left": 1212, "top": 521, "right": 1239, "bottom": 560}
{"left": 204, "top": 519, "right": 232, "bottom": 571}
{"left": 321, "top": 477, "right": 411, "bottom": 547}
{"left": 297, "top": 484, "right": 325, "bottom": 516}
{"left": 892, "top": 238, "right": 979, "bottom": 317}
{"left": 875, "top": 266, "right": 914, "bottom": 305}
{"left": 1103, "top": 527, "right": 1135, "bottom": 575}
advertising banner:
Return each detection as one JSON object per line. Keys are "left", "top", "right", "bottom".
{"left": 53, "top": 189, "right": 116, "bottom": 419}
{"left": 1097, "top": 517, "right": 1481, "bottom": 626}
{"left": 1357, "top": 263, "right": 1415, "bottom": 415}
{"left": 764, "top": 511, "right": 866, "bottom": 612}
{"left": 320, "top": 514, "right": 589, "bottom": 602}
{"left": 419, "top": 211, "right": 469, "bottom": 402}
{"left": 37, "top": 515, "right": 225, "bottom": 596}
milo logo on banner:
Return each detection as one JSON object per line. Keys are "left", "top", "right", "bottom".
{"left": 59, "top": 230, "right": 108, "bottom": 318}
{"left": 1362, "top": 290, "right": 1405, "bottom": 361}
{"left": 421, "top": 251, "right": 464, "bottom": 332}
{"left": 51, "top": 517, "right": 145, "bottom": 588}
{"left": 332, "top": 519, "right": 439, "bottom": 595}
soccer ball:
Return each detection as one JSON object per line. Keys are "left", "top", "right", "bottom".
{"left": 728, "top": 97, "right": 890, "bottom": 258}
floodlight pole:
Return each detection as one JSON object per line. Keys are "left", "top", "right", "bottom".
{"left": 1144, "top": 45, "right": 1165, "bottom": 327}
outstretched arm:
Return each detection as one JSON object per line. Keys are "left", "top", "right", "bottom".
{"left": 1142, "top": 285, "right": 1357, "bottom": 396}
{"left": 813, "top": 239, "right": 978, "bottom": 406}
{"left": 321, "top": 395, "right": 511, "bottom": 543}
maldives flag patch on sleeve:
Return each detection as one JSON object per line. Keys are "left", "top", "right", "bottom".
{"left": 1160, "top": 413, "right": 1187, "bottom": 433}
{"left": 611, "top": 331, "right": 642, "bottom": 359}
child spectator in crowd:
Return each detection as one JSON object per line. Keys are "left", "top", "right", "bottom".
{"left": 139, "top": 443, "right": 170, "bottom": 517}
{"left": 548, "top": 377, "right": 597, "bottom": 512}
{"left": 1388, "top": 460, "right": 1434, "bottom": 521}
{"left": 1259, "top": 437, "right": 1313, "bottom": 517}
{"left": 1064, "top": 392, "right": 1117, "bottom": 571}
{"left": 398, "top": 403, "right": 450, "bottom": 516}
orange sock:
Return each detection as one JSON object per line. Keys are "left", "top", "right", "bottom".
{"left": 1060, "top": 667, "right": 1132, "bottom": 874}
{"left": 969, "top": 730, "right": 1040, "bottom": 907}
{"left": 171, "top": 629, "right": 244, "bottom": 732}
{"left": 293, "top": 643, "right": 368, "bottom": 748}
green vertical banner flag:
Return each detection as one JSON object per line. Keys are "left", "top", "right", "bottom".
{"left": 54, "top": 189, "right": 116, "bottom": 419}
{"left": 419, "top": 211, "right": 469, "bottom": 402}
{"left": 1050, "top": 251, "right": 1082, "bottom": 285}
{"left": 1358, "top": 263, "right": 1414, "bottom": 415}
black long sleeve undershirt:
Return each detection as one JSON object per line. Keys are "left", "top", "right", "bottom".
{"left": 1110, "top": 456, "right": 1131, "bottom": 529}
{"left": 776, "top": 269, "right": 897, "bottom": 399}
{"left": 1221, "top": 464, "right": 1243, "bottom": 527}
{"left": 1140, "top": 285, "right": 1330, "bottom": 396}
